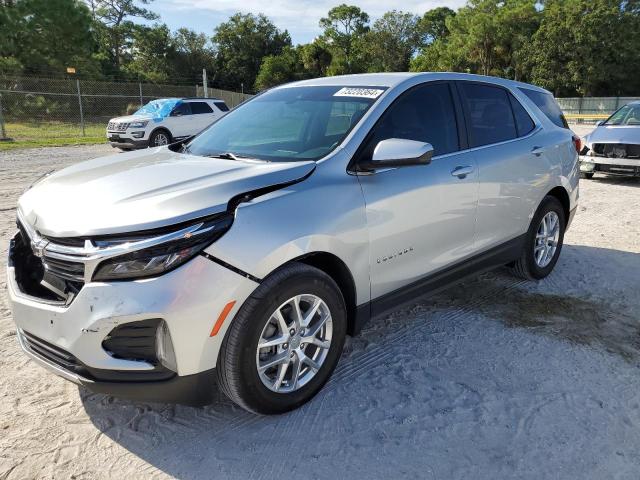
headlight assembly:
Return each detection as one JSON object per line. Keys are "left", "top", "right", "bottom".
{"left": 92, "top": 214, "right": 233, "bottom": 281}
{"left": 129, "top": 120, "right": 149, "bottom": 129}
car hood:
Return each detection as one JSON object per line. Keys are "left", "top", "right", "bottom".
{"left": 110, "top": 114, "right": 154, "bottom": 123}
{"left": 18, "top": 148, "right": 315, "bottom": 237}
{"left": 585, "top": 125, "right": 640, "bottom": 145}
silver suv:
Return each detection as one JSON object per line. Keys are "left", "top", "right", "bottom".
{"left": 8, "top": 73, "right": 579, "bottom": 414}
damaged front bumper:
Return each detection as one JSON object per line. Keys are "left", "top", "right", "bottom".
{"left": 7, "top": 233, "right": 259, "bottom": 405}
{"left": 580, "top": 155, "right": 640, "bottom": 176}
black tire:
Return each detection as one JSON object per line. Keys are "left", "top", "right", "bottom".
{"left": 216, "top": 262, "right": 347, "bottom": 414}
{"left": 149, "top": 129, "right": 171, "bottom": 147}
{"left": 511, "top": 195, "right": 566, "bottom": 280}
{"left": 581, "top": 172, "right": 594, "bottom": 179}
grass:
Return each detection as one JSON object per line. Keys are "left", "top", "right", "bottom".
{"left": 0, "top": 122, "right": 107, "bottom": 151}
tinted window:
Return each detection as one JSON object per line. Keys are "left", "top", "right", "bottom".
{"left": 190, "top": 102, "right": 213, "bottom": 114}
{"left": 186, "top": 85, "right": 385, "bottom": 161}
{"left": 214, "top": 101, "right": 230, "bottom": 112}
{"left": 519, "top": 88, "right": 569, "bottom": 129}
{"left": 360, "top": 82, "right": 459, "bottom": 160}
{"left": 509, "top": 93, "right": 535, "bottom": 136}
{"left": 171, "top": 102, "right": 191, "bottom": 116}
{"left": 459, "top": 83, "right": 517, "bottom": 147}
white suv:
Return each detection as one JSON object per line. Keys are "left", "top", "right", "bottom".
{"left": 106, "top": 97, "right": 229, "bottom": 149}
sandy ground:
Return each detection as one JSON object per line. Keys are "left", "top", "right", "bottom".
{"left": 1, "top": 134, "right": 640, "bottom": 480}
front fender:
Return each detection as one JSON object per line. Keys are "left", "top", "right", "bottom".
{"left": 204, "top": 163, "right": 370, "bottom": 305}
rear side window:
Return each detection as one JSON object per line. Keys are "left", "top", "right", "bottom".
{"left": 459, "top": 83, "right": 517, "bottom": 147}
{"left": 509, "top": 93, "right": 536, "bottom": 136}
{"left": 519, "top": 88, "right": 569, "bottom": 129}
{"left": 190, "top": 102, "right": 214, "bottom": 114}
{"left": 214, "top": 101, "right": 230, "bottom": 112}
{"left": 360, "top": 82, "right": 459, "bottom": 159}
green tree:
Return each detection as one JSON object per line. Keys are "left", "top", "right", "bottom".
{"left": 212, "top": 13, "right": 291, "bottom": 91}
{"left": 255, "top": 46, "right": 306, "bottom": 90}
{"left": 526, "top": 0, "right": 640, "bottom": 96}
{"left": 411, "top": 0, "right": 539, "bottom": 80}
{"left": 300, "top": 40, "right": 333, "bottom": 78}
{"left": 362, "top": 10, "right": 420, "bottom": 72}
{"left": 417, "top": 6, "right": 455, "bottom": 44}
{"left": 0, "top": 0, "right": 98, "bottom": 76}
{"left": 171, "top": 28, "right": 215, "bottom": 81}
{"left": 124, "top": 24, "right": 174, "bottom": 83}
{"left": 319, "top": 4, "right": 369, "bottom": 74}
{"left": 87, "top": 0, "right": 158, "bottom": 75}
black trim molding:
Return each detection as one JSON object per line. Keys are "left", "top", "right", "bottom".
{"left": 200, "top": 252, "right": 262, "bottom": 284}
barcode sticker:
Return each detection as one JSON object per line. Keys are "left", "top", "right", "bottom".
{"left": 334, "top": 87, "right": 384, "bottom": 99}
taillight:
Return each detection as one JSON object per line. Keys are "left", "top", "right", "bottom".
{"left": 572, "top": 135, "right": 582, "bottom": 154}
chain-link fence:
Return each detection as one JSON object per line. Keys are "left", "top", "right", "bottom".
{"left": 557, "top": 97, "right": 640, "bottom": 123}
{"left": 0, "top": 75, "right": 253, "bottom": 145}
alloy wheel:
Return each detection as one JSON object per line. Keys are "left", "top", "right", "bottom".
{"left": 256, "top": 294, "right": 333, "bottom": 393}
{"left": 534, "top": 211, "right": 560, "bottom": 268}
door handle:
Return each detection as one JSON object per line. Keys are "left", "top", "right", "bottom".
{"left": 451, "top": 165, "right": 474, "bottom": 179}
{"left": 531, "top": 146, "right": 545, "bottom": 156}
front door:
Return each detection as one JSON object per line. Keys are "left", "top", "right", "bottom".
{"left": 355, "top": 82, "right": 479, "bottom": 300}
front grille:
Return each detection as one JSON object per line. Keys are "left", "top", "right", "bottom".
{"left": 21, "top": 330, "right": 83, "bottom": 373}
{"left": 12, "top": 220, "right": 84, "bottom": 301}
{"left": 592, "top": 143, "right": 640, "bottom": 159}
{"left": 107, "top": 121, "right": 129, "bottom": 132}
{"left": 42, "top": 255, "right": 85, "bottom": 282}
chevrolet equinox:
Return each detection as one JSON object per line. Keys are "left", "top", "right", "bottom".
{"left": 8, "top": 73, "right": 579, "bottom": 414}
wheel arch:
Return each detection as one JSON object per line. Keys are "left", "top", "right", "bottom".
{"left": 546, "top": 185, "right": 570, "bottom": 223}
{"left": 282, "top": 252, "right": 359, "bottom": 337}
{"left": 149, "top": 126, "right": 172, "bottom": 142}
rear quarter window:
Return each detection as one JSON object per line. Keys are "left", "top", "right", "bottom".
{"left": 519, "top": 88, "right": 569, "bottom": 129}
{"left": 214, "top": 101, "right": 230, "bottom": 112}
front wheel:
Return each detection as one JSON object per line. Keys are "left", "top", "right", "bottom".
{"left": 216, "top": 263, "right": 347, "bottom": 414}
{"left": 149, "top": 129, "right": 171, "bottom": 147}
{"left": 511, "top": 195, "right": 566, "bottom": 280}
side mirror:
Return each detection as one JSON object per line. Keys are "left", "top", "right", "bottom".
{"left": 361, "top": 138, "right": 434, "bottom": 171}
{"left": 595, "top": 120, "right": 604, "bottom": 126}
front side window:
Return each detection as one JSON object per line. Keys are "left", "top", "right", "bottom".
{"left": 171, "top": 102, "right": 191, "bottom": 116}
{"left": 358, "top": 82, "right": 459, "bottom": 162}
{"left": 186, "top": 86, "right": 386, "bottom": 161}
{"left": 459, "top": 83, "right": 517, "bottom": 148}
{"left": 519, "top": 88, "right": 569, "bottom": 129}
{"left": 604, "top": 104, "right": 640, "bottom": 126}
{"left": 190, "top": 102, "right": 214, "bottom": 114}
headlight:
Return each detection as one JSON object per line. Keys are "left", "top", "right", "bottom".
{"left": 92, "top": 214, "right": 232, "bottom": 281}
{"left": 129, "top": 120, "right": 149, "bottom": 128}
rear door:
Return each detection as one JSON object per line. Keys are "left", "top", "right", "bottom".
{"left": 355, "top": 81, "right": 479, "bottom": 299}
{"left": 189, "top": 101, "right": 217, "bottom": 132}
{"left": 456, "top": 81, "right": 545, "bottom": 251}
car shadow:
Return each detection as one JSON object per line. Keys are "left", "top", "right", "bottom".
{"left": 80, "top": 243, "right": 640, "bottom": 479}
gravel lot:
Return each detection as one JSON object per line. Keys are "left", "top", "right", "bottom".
{"left": 2, "top": 136, "right": 640, "bottom": 480}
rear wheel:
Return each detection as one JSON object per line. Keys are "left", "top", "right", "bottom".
{"left": 216, "top": 263, "right": 347, "bottom": 414}
{"left": 149, "top": 129, "right": 171, "bottom": 147}
{"left": 511, "top": 195, "right": 566, "bottom": 280}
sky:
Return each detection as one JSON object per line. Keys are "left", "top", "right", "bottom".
{"left": 152, "top": 0, "right": 467, "bottom": 45}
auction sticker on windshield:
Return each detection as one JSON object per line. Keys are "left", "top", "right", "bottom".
{"left": 334, "top": 87, "right": 385, "bottom": 99}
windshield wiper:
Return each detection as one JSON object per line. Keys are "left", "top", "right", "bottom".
{"left": 209, "top": 152, "right": 241, "bottom": 160}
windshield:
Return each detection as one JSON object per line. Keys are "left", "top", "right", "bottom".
{"left": 604, "top": 104, "right": 640, "bottom": 126}
{"left": 185, "top": 86, "right": 386, "bottom": 161}
{"left": 135, "top": 98, "right": 180, "bottom": 118}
